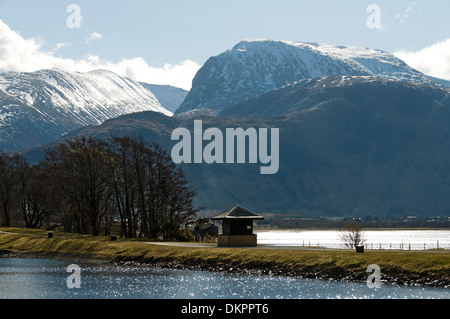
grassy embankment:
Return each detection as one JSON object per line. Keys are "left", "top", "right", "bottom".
{"left": 0, "top": 227, "right": 449, "bottom": 286}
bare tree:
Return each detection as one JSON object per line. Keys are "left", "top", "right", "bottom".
{"left": 148, "top": 142, "right": 197, "bottom": 240}
{"left": 339, "top": 220, "right": 366, "bottom": 249}
{"left": 2, "top": 134, "right": 200, "bottom": 240}
{"left": 45, "top": 136, "right": 112, "bottom": 235}
{"left": 0, "top": 152, "right": 16, "bottom": 227}
{"left": 12, "top": 154, "right": 47, "bottom": 229}
{"left": 107, "top": 136, "right": 197, "bottom": 240}
{"left": 108, "top": 135, "right": 145, "bottom": 238}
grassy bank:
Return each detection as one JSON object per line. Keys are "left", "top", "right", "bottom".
{"left": 0, "top": 227, "right": 449, "bottom": 287}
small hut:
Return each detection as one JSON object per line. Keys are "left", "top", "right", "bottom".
{"left": 211, "top": 205, "right": 264, "bottom": 247}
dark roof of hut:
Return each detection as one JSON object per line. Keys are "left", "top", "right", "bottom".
{"left": 211, "top": 205, "right": 265, "bottom": 220}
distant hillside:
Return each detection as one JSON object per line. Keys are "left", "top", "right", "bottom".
{"left": 0, "top": 69, "right": 182, "bottom": 152}
{"left": 16, "top": 39, "right": 450, "bottom": 217}
{"left": 177, "top": 39, "right": 449, "bottom": 114}
{"left": 139, "top": 83, "right": 188, "bottom": 114}
{"left": 24, "top": 75, "right": 450, "bottom": 217}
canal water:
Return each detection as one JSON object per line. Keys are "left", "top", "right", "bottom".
{"left": 0, "top": 258, "right": 448, "bottom": 299}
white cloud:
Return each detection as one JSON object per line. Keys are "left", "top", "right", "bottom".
{"left": 81, "top": 56, "right": 201, "bottom": 91}
{"left": 86, "top": 32, "right": 103, "bottom": 44}
{"left": 48, "top": 42, "right": 71, "bottom": 54}
{"left": 0, "top": 20, "right": 199, "bottom": 90}
{"left": 395, "top": 39, "right": 450, "bottom": 81}
{"left": 395, "top": 2, "right": 421, "bottom": 24}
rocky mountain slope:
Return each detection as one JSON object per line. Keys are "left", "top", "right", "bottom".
{"left": 25, "top": 75, "right": 450, "bottom": 217}
{"left": 177, "top": 39, "right": 449, "bottom": 114}
{"left": 0, "top": 69, "right": 182, "bottom": 152}
{"left": 12, "top": 39, "right": 450, "bottom": 217}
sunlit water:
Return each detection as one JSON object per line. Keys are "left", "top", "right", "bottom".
{"left": 0, "top": 258, "right": 448, "bottom": 299}
{"left": 255, "top": 229, "right": 450, "bottom": 250}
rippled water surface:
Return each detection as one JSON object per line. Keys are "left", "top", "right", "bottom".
{"left": 0, "top": 258, "right": 448, "bottom": 299}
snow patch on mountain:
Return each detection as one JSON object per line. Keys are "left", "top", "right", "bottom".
{"left": 177, "top": 39, "right": 449, "bottom": 114}
{"left": 139, "top": 83, "right": 188, "bottom": 114}
{"left": 0, "top": 68, "right": 188, "bottom": 152}
{"left": 0, "top": 68, "right": 172, "bottom": 123}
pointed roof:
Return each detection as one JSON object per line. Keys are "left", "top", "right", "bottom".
{"left": 211, "top": 205, "right": 265, "bottom": 220}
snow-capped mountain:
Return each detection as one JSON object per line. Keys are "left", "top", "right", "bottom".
{"left": 0, "top": 68, "right": 184, "bottom": 152}
{"left": 20, "top": 46, "right": 450, "bottom": 216}
{"left": 177, "top": 39, "right": 449, "bottom": 114}
{"left": 139, "top": 83, "right": 188, "bottom": 114}
{"left": 25, "top": 75, "right": 450, "bottom": 216}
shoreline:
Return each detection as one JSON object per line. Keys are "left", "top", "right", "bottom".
{"left": 1, "top": 246, "right": 448, "bottom": 289}
{"left": 0, "top": 228, "right": 449, "bottom": 289}
{"left": 110, "top": 256, "right": 450, "bottom": 289}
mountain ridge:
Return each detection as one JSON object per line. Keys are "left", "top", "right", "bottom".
{"left": 0, "top": 68, "right": 186, "bottom": 152}
{"left": 177, "top": 39, "right": 449, "bottom": 114}
{"left": 6, "top": 39, "right": 450, "bottom": 217}
{"left": 22, "top": 75, "right": 450, "bottom": 217}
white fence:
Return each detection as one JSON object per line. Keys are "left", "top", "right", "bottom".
{"left": 256, "top": 230, "right": 450, "bottom": 251}
{"left": 295, "top": 240, "right": 448, "bottom": 251}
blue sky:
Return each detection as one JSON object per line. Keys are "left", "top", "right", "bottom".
{"left": 0, "top": 0, "right": 449, "bottom": 89}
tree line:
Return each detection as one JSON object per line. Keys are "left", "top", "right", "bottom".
{"left": 0, "top": 135, "right": 197, "bottom": 240}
